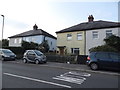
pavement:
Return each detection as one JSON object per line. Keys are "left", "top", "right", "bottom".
{"left": 11, "top": 59, "right": 120, "bottom": 76}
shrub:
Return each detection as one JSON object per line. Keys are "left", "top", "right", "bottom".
{"left": 89, "top": 45, "right": 118, "bottom": 53}
{"left": 3, "top": 47, "right": 25, "bottom": 59}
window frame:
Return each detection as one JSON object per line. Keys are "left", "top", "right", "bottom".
{"left": 77, "top": 33, "right": 83, "bottom": 40}
{"left": 106, "top": 30, "right": 112, "bottom": 38}
{"left": 71, "top": 48, "right": 80, "bottom": 55}
{"left": 67, "top": 34, "right": 72, "bottom": 40}
{"left": 14, "top": 39, "right": 17, "bottom": 44}
{"left": 92, "top": 31, "right": 99, "bottom": 39}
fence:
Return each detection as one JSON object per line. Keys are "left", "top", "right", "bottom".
{"left": 46, "top": 54, "right": 88, "bottom": 64}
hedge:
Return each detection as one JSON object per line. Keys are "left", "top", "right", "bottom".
{"left": 2, "top": 47, "right": 25, "bottom": 59}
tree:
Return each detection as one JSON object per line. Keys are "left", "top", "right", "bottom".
{"left": 22, "top": 41, "right": 39, "bottom": 50}
{"left": 0, "top": 39, "right": 9, "bottom": 47}
{"left": 89, "top": 35, "right": 120, "bottom": 52}
{"left": 21, "top": 40, "right": 49, "bottom": 53}
{"left": 38, "top": 40, "right": 49, "bottom": 52}
{"left": 89, "top": 45, "right": 117, "bottom": 53}
{"left": 104, "top": 35, "right": 120, "bottom": 51}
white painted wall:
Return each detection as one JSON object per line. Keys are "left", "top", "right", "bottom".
{"left": 9, "top": 37, "right": 22, "bottom": 47}
{"left": 9, "top": 35, "right": 57, "bottom": 51}
{"left": 23, "top": 35, "right": 44, "bottom": 44}
{"left": 45, "top": 36, "right": 57, "bottom": 51}
{"left": 86, "top": 27, "right": 119, "bottom": 55}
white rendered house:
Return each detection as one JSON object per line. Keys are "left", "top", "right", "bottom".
{"left": 9, "top": 24, "right": 57, "bottom": 51}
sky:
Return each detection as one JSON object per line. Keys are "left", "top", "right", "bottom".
{"left": 0, "top": 0, "right": 119, "bottom": 40}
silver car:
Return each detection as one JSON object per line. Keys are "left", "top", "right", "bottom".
{"left": 0, "top": 49, "right": 16, "bottom": 61}
{"left": 23, "top": 50, "right": 47, "bottom": 64}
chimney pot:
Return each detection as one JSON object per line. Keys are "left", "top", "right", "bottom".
{"left": 33, "top": 24, "right": 38, "bottom": 30}
{"left": 88, "top": 15, "right": 94, "bottom": 22}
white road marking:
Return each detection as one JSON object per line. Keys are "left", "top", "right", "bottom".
{"left": 4, "top": 73, "right": 71, "bottom": 88}
{"left": 67, "top": 71, "right": 91, "bottom": 77}
{"left": 53, "top": 71, "right": 91, "bottom": 85}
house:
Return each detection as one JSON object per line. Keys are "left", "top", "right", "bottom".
{"left": 9, "top": 24, "right": 57, "bottom": 51}
{"left": 56, "top": 15, "right": 120, "bottom": 55}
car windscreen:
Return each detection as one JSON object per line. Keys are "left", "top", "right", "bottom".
{"left": 34, "top": 50, "right": 43, "bottom": 56}
{"left": 2, "top": 49, "right": 13, "bottom": 54}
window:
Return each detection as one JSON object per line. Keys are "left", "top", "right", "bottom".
{"left": 27, "top": 51, "right": 35, "bottom": 55}
{"left": 19, "top": 38, "right": 22, "bottom": 44}
{"left": 95, "top": 52, "right": 110, "bottom": 60}
{"left": 110, "top": 53, "right": 120, "bottom": 61}
{"left": 77, "top": 33, "right": 82, "bottom": 40}
{"left": 92, "top": 31, "right": 98, "bottom": 39}
{"left": 67, "top": 34, "right": 72, "bottom": 40}
{"left": 71, "top": 48, "right": 79, "bottom": 55}
{"left": 14, "top": 39, "right": 17, "bottom": 43}
{"left": 106, "top": 30, "right": 112, "bottom": 38}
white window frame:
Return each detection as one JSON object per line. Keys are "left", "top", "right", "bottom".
{"left": 71, "top": 48, "right": 80, "bottom": 55}
{"left": 77, "top": 33, "right": 82, "bottom": 40}
{"left": 14, "top": 39, "right": 17, "bottom": 44}
{"left": 92, "top": 31, "right": 99, "bottom": 39}
{"left": 67, "top": 34, "right": 72, "bottom": 40}
{"left": 106, "top": 30, "right": 112, "bottom": 38}
{"left": 19, "top": 38, "right": 22, "bottom": 44}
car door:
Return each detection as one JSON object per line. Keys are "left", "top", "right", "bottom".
{"left": 27, "top": 51, "right": 36, "bottom": 61}
{"left": 95, "top": 52, "right": 112, "bottom": 68}
{"left": 0, "top": 50, "right": 2, "bottom": 60}
{"left": 109, "top": 53, "right": 120, "bottom": 70}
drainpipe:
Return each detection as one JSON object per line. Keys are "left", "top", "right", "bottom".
{"left": 84, "top": 31, "right": 86, "bottom": 55}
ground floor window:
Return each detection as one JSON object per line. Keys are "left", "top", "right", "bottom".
{"left": 71, "top": 48, "right": 80, "bottom": 55}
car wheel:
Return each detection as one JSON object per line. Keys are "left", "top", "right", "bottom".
{"left": 35, "top": 60, "right": 39, "bottom": 64}
{"left": 90, "top": 63, "right": 98, "bottom": 70}
{"left": 23, "top": 59, "right": 27, "bottom": 63}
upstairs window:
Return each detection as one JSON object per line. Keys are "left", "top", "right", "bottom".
{"left": 19, "top": 38, "right": 22, "bottom": 44}
{"left": 77, "top": 33, "right": 82, "bottom": 40}
{"left": 92, "top": 31, "right": 98, "bottom": 39}
{"left": 106, "top": 30, "right": 112, "bottom": 38}
{"left": 14, "top": 39, "right": 17, "bottom": 44}
{"left": 67, "top": 34, "right": 72, "bottom": 40}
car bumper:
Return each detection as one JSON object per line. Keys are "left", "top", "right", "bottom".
{"left": 86, "top": 61, "right": 90, "bottom": 66}
{"left": 4, "top": 57, "right": 16, "bottom": 60}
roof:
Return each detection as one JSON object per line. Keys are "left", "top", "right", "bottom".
{"left": 56, "top": 20, "right": 120, "bottom": 33}
{"left": 9, "top": 29, "right": 57, "bottom": 39}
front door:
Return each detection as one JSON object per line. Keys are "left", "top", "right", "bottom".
{"left": 59, "top": 48, "right": 64, "bottom": 55}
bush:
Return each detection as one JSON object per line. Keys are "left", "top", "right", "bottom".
{"left": 46, "top": 54, "right": 77, "bottom": 64}
{"left": 3, "top": 47, "right": 25, "bottom": 59}
{"left": 89, "top": 45, "right": 118, "bottom": 53}
{"left": 104, "top": 35, "right": 120, "bottom": 52}
{"left": 89, "top": 35, "right": 120, "bottom": 53}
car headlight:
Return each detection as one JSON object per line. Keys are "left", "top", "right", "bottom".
{"left": 4, "top": 54, "right": 10, "bottom": 57}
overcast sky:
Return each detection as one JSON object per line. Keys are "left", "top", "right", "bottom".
{"left": 0, "top": 0, "right": 119, "bottom": 40}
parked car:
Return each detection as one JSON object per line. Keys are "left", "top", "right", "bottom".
{"left": 0, "top": 49, "right": 16, "bottom": 61}
{"left": 23, "top": 50, "right": 47, "bottom": 64}
{"left": 86, "top": 52, "right": 120, "bottom": 70}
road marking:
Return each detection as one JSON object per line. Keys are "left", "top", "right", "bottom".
{"left": 67, "top": 71, "right": 91, "bottom": 77}
{"left": 53, "top": 71, "right": 91, "bottom": 85}
{"left": 4, "top": 73, "right": 71, "bottom": 88}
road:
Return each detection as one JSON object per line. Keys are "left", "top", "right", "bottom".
{"left": 2, "top": 61, "right": 119, "bottom": 88}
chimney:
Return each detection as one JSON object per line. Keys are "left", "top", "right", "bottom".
{"left": 88, "top": 15, "right": 94, "bottom": 22}
{"left": 33, "top": 24, "right": 38, "bottom": 30}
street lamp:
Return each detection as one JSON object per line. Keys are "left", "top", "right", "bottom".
{"left": 1, "top": 15, "right": 4, "bottom": 48}
{"left": 1, "top": 15, "right": 4, "bottom": 40}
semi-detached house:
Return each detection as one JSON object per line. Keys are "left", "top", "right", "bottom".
{"left": 56, "top": 15, "right": 120, "bottom": 55}
{"left": 9, "top": 24, "right": 57, "bottom": 52}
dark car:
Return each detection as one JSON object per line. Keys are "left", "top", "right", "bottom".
{"left": 0, "top": 49, "right": 16, "bottom": 61}
{"left": 23, "top": 50, "right": 47, "bottom": 64}
{"left": 86, "top": 52, "right": 120, "bottom": 70}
